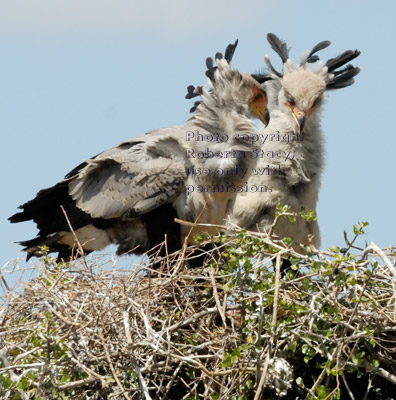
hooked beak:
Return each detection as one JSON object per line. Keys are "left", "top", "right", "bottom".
{"left": 250, "top": 88, "right": 270, "bottom": 126}
{"left": 258, "top": 108, "right": 270, "bottom": 126}
{"left": 251, "top": 103, "right": 270, "bottom": 126}
{"left": 290, "top": 106, "right": 306, "bottom": 133}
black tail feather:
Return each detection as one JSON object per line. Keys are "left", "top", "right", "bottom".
{"left": 9, "top": 182, "right": 93, "bottom": 236}
{"left": 18, "top": 235, "right": 83, "bottom": 262}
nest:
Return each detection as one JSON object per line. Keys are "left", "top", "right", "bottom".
{"left": 1, "top": 225, "right": 396, "bottom": 399}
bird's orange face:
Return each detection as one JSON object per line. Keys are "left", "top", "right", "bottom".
{"left": 249, "top": 87, "right": 270, "bottom": 126}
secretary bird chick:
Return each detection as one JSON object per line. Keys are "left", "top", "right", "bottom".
{"left": 9, "top": 40, "right": 270, "bottom": 262}
{"left": 230, "top": 33, "right": 360, "bottom": 250}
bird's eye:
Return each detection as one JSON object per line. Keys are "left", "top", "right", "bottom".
{"left": 313, "top": 97, "right": 322, "bottom": 107}
{"left": 286, "top": 94, "right": 295, "bottom": 106}
{"left": 253, "top": 93, "right": 263, "bottom": 102}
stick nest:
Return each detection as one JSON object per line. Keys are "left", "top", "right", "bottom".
{"left": 1, "top": 226, "right": 396, "bottom": 399}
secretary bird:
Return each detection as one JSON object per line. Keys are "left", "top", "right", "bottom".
{"left": 9, "top": 41, "right": 270, "bottom": 262}
{"left": 230, "top": 33, "right": 360, "bottom": 250}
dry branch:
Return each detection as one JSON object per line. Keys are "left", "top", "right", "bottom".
{"left": 1, "top": 227, "right": 396, "bottom": 399}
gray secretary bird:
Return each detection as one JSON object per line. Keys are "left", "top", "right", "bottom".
{"left": 9, "top": 41, "right": 270, "bottom": 261}
{"left": 230, "top": 33, "right": 360, "bottom": 250}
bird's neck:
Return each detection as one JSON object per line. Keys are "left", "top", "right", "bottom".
{"left": 258, "top": 109, "right": 324, "bottom": 180}
{"left": 267, "top": 108, "right": 323, "bottom": 139}
{"left": 190, "top": 105, "right": 256, "bottom": 137}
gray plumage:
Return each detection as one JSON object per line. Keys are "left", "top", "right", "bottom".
{"left": 9, "top": 42, "right": 270, "bottom": 260}
{"left": 230, "top": 34, "right": 360, "bottom": 248}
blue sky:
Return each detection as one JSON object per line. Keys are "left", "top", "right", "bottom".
{"left": 2, "top": 0, "right": 395, "bottom": 273}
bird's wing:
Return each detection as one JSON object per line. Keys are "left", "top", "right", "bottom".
{"left": 68, "top": 127, "right": 190, "bottom": 219}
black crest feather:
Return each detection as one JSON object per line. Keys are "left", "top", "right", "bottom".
{"left": 189, "top": 101, "right": 201, "bottom": 113}
{"left": 267, "top": 33, "right": 289, "bottom": 63}
{"left": 327, "top": 65, "right": 360, "bottom": 90}
{"left": 205, "top": 57, "right": 216, "bottom": 81}
{"left": 185, "top": 85, "right": 198, "bottom": 99}
{"left": 224, "top": 39, "right": 238, "bottom": 63}
{"left": 306, "top": 40, "right": 331, "bottom": 63}
{"left": 326, "top": 50, "right": 361, "bottom": 72}
{"left": 333, "top": 64, "right": 358, "bottom": 77}
{"left": 201, "top": 40, "right": 239, "bottom": 83}
{"left": 185, "top": 85, "right": 203, "bottom": 100}
{"left": 186, "top": 40, "right": 248, "bottom": 113}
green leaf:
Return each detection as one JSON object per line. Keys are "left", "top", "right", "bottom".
{"left": 353, "top": 221, "right": 369, "bottom": 235}
{"left": 0, "top": 374, "right": 14, "bottom": 389}
{"left": 245, "top": 379, "right": 253, "bottom": 389}
{"left": 240, "top": 343, "right": 251, "bottom": 352}
{"left": 17, "top": 376, "right": 31, "bottom": 390}
{"left": 290, "top": 342, "right": 297, "bottom": 353}
{"left": 328, "top": 246, "right": 340, "bottom": 254}
{"left": 221, "top": 352, "right": 232, "bottom": 368}
{"left": 301, "top": 344, "right": 315, "bottom": 356}
{"left": 186, "top": 368, "right": 195, "bottom": 379}
{"left": 316, "top": 385, "right": 330, "bottom": 399}
{"left": 59, "top": 374, "right": 71, "bottom": 384}
{"left": 282, "top": 237, "right": 294, "bottom": 246}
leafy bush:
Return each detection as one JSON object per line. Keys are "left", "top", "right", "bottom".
{"left": 1, "top": 213, "right": 396, "bottom": 399}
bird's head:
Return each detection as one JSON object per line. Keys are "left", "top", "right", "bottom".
{"left": 228, "top": 69, "right": 271, "bottom": 126}
{"left": 279, "top": 69, "right": 326, "bottom": 133}
{"left": 186, "top": 40, "right": 271, "bottom": 126}
{"left": 264, "top": 33, "right": 360, "bottom": 133}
